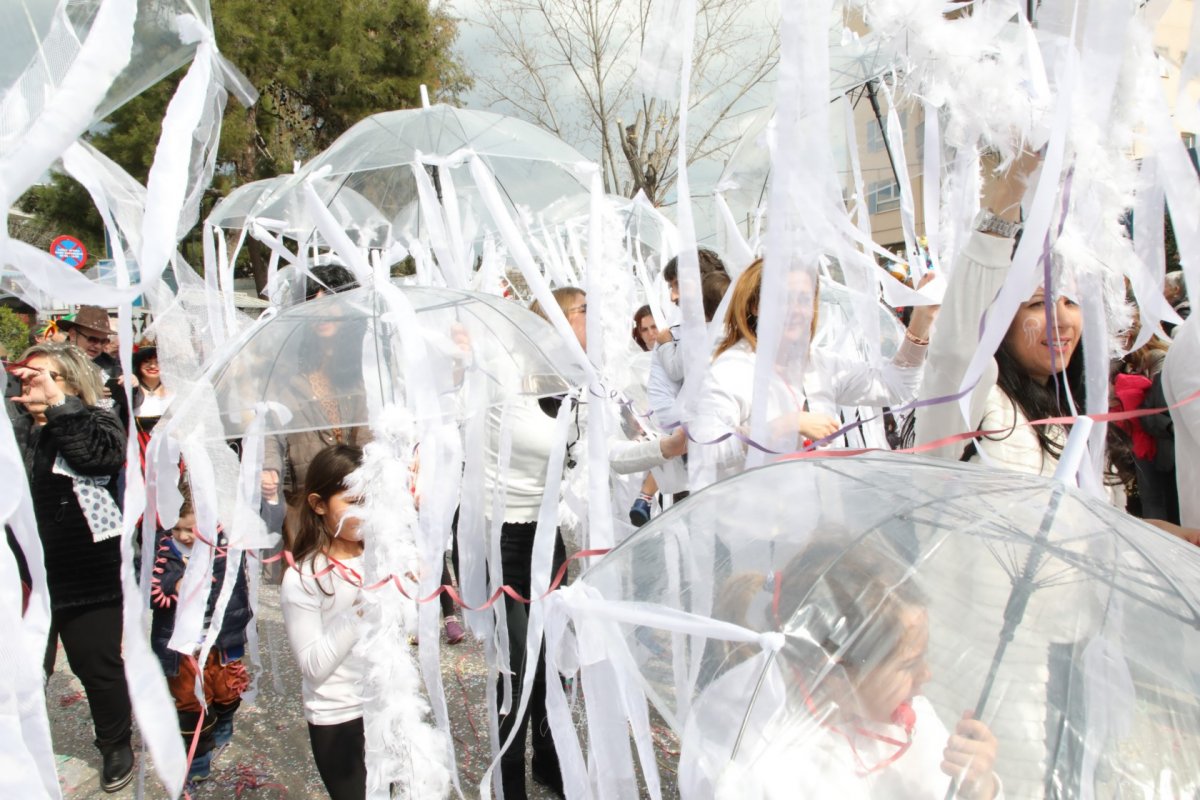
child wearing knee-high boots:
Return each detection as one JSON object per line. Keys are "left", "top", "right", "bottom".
{"left": 150, "top": 490, "right": 253, "bottom": 785}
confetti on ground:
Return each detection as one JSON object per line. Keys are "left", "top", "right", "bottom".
{"left": 49, "top": 581, "right": 671, "bottom": 798}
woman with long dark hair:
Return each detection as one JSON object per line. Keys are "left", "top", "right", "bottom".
{"left": 912, "top": 148, "right": 1189, "bottom": 796}
{"left": 916, "top": 150, "right": 1133, "bottom": 490}
{"left": 279, "top": 443, "right": 369, "bottom": 800}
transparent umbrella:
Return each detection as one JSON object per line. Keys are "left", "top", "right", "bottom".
{"left": 160, "top": 283, "right": 587, "bottom": 439}
{"left": 243, "top": 176, "right": 394, "bottom": 246}
{"left": 570, "top": 454, "right": 1200, "bottom": 799}
{"left": 815, "top": 276, "right": 905, "bottom": 361}
{"left": 715, "top": 30, "right": 895, "bottom": 243}
{"left": 260, "top": 103, "right": 593, "bottom": 250}
{"left": 1, "top": 0, "right": 215, "bottom": 149}
{"left": 206, "top": 176, "right": 291, "bottom": 232}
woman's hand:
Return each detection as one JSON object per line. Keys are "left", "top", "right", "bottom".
{"left": 1146, "top": 519, "right": 1200, "bottom": 546}
{"left": 981, "top": 145, "right": 1043, "bottom": 226}
{"left": 659, "top": 427, "right": 688, "bottom": 459}
{"left": 942, "top": 711, "right": 999, "bottom": 800}
{"left": 768, "top": 411, "right": 841, "bottom": 444}
{"left": 10, "top": 365, "right": 66, "bottom": 409}
{"left": 795, "top": 412, "right": 841, "bottom": 442}
{"left": 906, "top": 273, "right": 941, "bottom": 342}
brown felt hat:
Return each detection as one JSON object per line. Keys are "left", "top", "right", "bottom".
{"left": 62, "top": 305, "right": 113, "bottom": 339}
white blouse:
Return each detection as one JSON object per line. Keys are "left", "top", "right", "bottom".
{"left": 280, "top": 554, "right": 366, "bottom": 725}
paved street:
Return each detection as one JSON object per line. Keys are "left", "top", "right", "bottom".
{"left": 45, "top": 583, "right": 680, "bottom": 799}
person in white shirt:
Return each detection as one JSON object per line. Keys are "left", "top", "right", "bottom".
{"left": 484, "top": 287, "right": 688, "bottom": 799}
{"left": 646, "top": 249, "right": 729, "bottom": 429}
{"left": 690, "top": 260, "right": 934, "bottom": 486}
{"left": 280, "top": 444, "right": 369, "bottom": 800}
{"left": 683, "top": 541, "right": 1001, "bottom": 800}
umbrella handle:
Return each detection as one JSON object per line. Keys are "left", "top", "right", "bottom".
{"left": 945, "top": 485, "right": 1065, "bottom": 800}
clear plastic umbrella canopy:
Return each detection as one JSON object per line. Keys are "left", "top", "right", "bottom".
{"left": 206, "top": 175, "right": 290, "bottom": 231}
{"left": 575, "top": 455, "right": 1200, "bottom": 799}
{"left": 715, "top": 31, "right": 894, "bottom": 242}
{"left": 263, "top": 104, "right": 593, "bottom": 249}
{"left": 209, "top": 175, "right": 392, "bottom": 246}
{"left": 1, "top": 0, "right": 212, "bottom": 150}
{"left": 815, "top": 276, "right": 904, "bottom": 361}
{"left": 166, "top": 284, "right": 587, "bottom": 439}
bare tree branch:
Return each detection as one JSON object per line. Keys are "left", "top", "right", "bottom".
{"left": 475, "top": 0, "right": 778, "bottom": 203}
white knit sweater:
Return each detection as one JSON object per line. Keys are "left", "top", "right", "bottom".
{"left": 280, "top": 554, "right": 366, "bottom": 725}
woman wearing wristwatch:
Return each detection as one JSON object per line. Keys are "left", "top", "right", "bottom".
{"left": 9, "top": 343, "right": 135, "bottom": 792}
{"left": 910, "top": 148, "right": 1186, "bottom": 797}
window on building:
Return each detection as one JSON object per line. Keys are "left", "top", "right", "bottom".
{"left": 865, "top": 111, "right": 906, "bottom": 153}
{"left": 868, "top": 179, "right": 902, "bottom": 214}
{"left": 866, "top": 122, "right": 886, "bottom": 153}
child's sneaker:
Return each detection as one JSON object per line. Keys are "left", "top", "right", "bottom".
{"left": 213, "top": 716, "right": 234, "bottom": 749}
{"left": 187, "top": 750, "right": 213, "bottom": 783}
{"left": 629, "top": 497, "right": 652, "bottom": 527}
{"left": 444, "top": 616, "right": 466, "bottom": 645}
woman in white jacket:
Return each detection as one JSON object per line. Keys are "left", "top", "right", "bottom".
{"left": 484, "top": 287, "right": 688, "bottom": 799}
{"left": 689, "top": 259, "right": 936, "bottom": 486}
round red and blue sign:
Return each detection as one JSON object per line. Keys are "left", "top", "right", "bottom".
{"left": 49, "top": 235, "right": 88, "bottom": 269}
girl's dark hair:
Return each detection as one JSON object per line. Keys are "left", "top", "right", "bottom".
{"left": 702, "top": 271, "right": 732, "bottom": 323}
{"left": 177, "top": 475, "right": 194, "bottom": 519}
{"left": 991, "top": 341, "right": 1133, "bottom": 484}
{"left": 775, "top": 541, "right": 925, "bottom": 676}
{"left": 713, "top": 540, "right": 924, "bottom": 681}
{"left": 632, "top": 304, "right": 653, "bottom": 350}
{"left": 290, "top": 444, "right": 363, "bottom": 590}
{"left": 662, "top": 248, "right": 726, "bottom": 284}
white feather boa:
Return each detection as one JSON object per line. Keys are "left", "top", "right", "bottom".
{"left": 347, "top": 406, "right": 452, "bottom": 800}
{"left": 853, "top": 0, "right": 1178, "bottom": 349}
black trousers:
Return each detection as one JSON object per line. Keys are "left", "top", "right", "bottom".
{"left": 308, "top": 717, "right": 367, "bottom": 800}
{"left": 43, "top": 602, "right": 133, "bottom": 755}
{"left": 496, "top": 521, "right": 566, "bottom": 800}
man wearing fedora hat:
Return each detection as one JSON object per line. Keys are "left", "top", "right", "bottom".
{"left": 62, "top": 305, "right": 129, "bottom": 425}
{"left": 62, "top": 306, "right": 112, "bottom": 358}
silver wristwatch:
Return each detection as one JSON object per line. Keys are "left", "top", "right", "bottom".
{"left": 973, "top": 209, "right": 1022, "bottom": 238}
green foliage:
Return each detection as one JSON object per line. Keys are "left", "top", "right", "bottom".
{"left": 20, "top": 174, "right": 107, "bottom": 261}
{"left": 0, "top": 307, "right": 31, "bottom": 359}
{"left": 15, "top": 0, "right": 469, "bottom": 285}
{"left": 212, "top": 0, "right": 471, "bottom": 181}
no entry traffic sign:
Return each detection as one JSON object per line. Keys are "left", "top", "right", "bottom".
{"left": 50, "top": 235, "right": 88, "bottom": 269}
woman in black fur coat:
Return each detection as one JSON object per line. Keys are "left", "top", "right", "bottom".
{"left": 10, "top": 343, "right": 135, "bottom": 793}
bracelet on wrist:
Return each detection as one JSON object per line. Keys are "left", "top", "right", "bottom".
{"left": 904, "top": 328, "right": 930, "bottom": 346}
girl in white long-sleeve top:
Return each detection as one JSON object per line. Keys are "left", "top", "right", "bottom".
{"left": 280, "top": 444, "right": 368, "bottom": 800}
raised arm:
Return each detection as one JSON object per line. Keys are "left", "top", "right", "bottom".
{"left": 915, "top": 149, "right": 1041, "bottom": 457}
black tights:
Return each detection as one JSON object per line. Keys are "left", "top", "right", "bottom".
{"left": 496, "top": 522, "right": 566, "bottom": 800}
{"left": 308, "top": 717, "right": 367, "bottom": 800}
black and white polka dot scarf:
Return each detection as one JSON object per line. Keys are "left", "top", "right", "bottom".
{"left": 52, "top": 456, "right": 122, "bottom": 542}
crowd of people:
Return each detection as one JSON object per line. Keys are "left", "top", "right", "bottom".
{"left": 3, "top": 147, "right": 1198, "bottom": 800}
